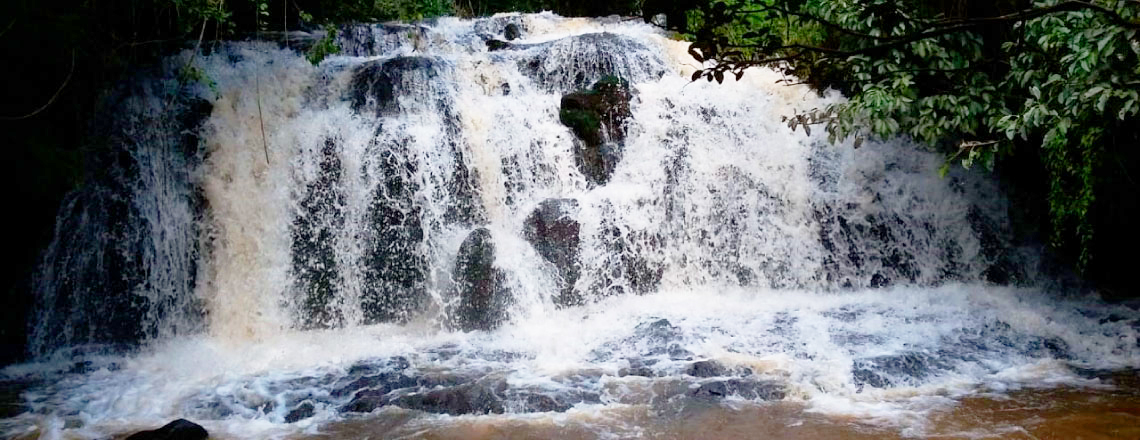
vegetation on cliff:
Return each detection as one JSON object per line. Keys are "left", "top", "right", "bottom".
{"left": 661, "top": 0, "right": 1140, "bottom": 291}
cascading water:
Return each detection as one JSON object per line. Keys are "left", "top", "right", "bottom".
{"left": 4, "top": 12, "right": 1139, "bottom": 439}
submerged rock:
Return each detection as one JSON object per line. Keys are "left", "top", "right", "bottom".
{"left": 125, "top": 419, "right": 208, "bottom": 440}
{"left": 452, "top": 228, "right": 511, "bottom": 331}
{"left": 560, "top": 76, "right": 632, "bottom": 186}
{"left": 690, "top": 379, "right": 785, "bottom": 401}
{"left": 523, "top": 199, "right": 582, "bottom": 306}
{"left": 486, "top": 39, "right": 511, "bottom": 51}
{"left": 392, "top": 380, "right": 507, "bottom": 415}
{"left": 594, "top": 318, "right": 691, "bottom": 361}
{"left": 284, "top": 401, "right": 315, "bottom": 423}
{"left": 618, "top": 358, "right": 656, "bottom": 377}
{"left": 852, "top": 352, "right": 946, "bottom": 390}
{"left": 685, "top": 360, "right": 728, "bottom": 378}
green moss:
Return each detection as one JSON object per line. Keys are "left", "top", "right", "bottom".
{"left": 559, "top": 108, "right": 601, "bottom": 141}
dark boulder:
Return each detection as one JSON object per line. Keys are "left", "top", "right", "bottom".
{"left": 560, "top": 76, "right": 632, "bottom": 186}
{"left": 284, "top": 401, "right": 315, "bottom": 423}
{"left": 486, "top": 39, "right": 511, "bottom": 51}
{"left": 125, "top": 419, "right": 208, "bottom": 440}
{"left": 392, "top": 380, "right": 507, "bottom": 415}
{"left": 504, "top": 23, "right": 521, "bottom": 41}
{"left": 618, "top": 358, "right": 657, "bottom": 377}
{"left": 349, "top": 56, "right": 437, "bottom": 116}
{"left": 690, "top": 379, "right": 785, "bottom": 401}
{"left": 685, "top": 360, "right": 727, "bottom": 378}
{"left": 517, "top": 33, "right": 668, "bottom": 91}
{"left": 523, "top": 393, "right": 568, "bottom": 412}
{"left": 852, "top": 352, "right": 945, "bottom": 390}
{"left": 523, "top": 199, "right": 582, "bottom": 306}
{"left": 452, "top": 228, "right": 511, "bottom": 331}
{"left": 332, "top": 372, "right": 418, "bottom": 399}
{"left": 292, "top": 138, "right": 347, "bottom": 328}
{"left": 361, "top": 142, "right": 428, "bottom": 324}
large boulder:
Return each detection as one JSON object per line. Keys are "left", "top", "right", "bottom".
{"left": 125, "top": 419, "right": 208, "bottom": 440}
{"left": 523, "top": 199, "right": 582, "bottom": 306}
{"left": 349, "top": 56, "right": 438, "bottom": 116}
{"left": 452, "top": 228, "right": 511, "bottom": 331}
{"left": 391, "top": 380, "right": 507, "bottom": 415}
{"left": 292, "top": 138, "right": 347, "bottom": 328}
{"left": 361, "top": 141, "right": 428, "bottom": 324}
{"left": 560, "top": 76, "right": 632, "bottom": 186}
{"left": 504, "top": 23, "right": 521, "bottom": 41}
{"left": 518, "top": 33, "right": 668, "bottom": 91}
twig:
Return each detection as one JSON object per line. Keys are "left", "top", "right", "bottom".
{"left": 0, "top": 19, "right": 15, "bottom": 39}
{"left": 256, "top": 9, "right": 271, "bottom": 166}
{"left": 0, "top": 50, "right": 76, "bottom": 121}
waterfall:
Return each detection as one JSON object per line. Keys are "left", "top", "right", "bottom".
{"left": 8, "top": 12, "right": 1138, "bottom": 440}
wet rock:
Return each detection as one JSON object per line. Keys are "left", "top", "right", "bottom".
{"left": 486, "top": 39, "right": 511, "bottom": 51}
{"left": 560, "top": 76, "right": 632, "bottom": 186}
{"left": 452, "top": 228, "right": 511, "bottom": 331}
{"left": 618, "top": 358, "right": 657, "bottom": 377}
{"left": 31, "top": 87, "right": 209, "bottom": 355}
{"left": 603, "top": 318, "right": 691, "bottom": 360}
{"left": 337, "top": 23, "right": 424, "bottom": 57}
{"left": 392, "top": 380, "right": 507, "bottom": 415}
{"left": 517, "top": 389, "right": 599, "bottom": 412}
{"left": 588, "top": 216, "right": 665, "bottom": 297}
{"left": 517, "top": 32, "right": 668, "bottom": 91}
{"left": 338, "top": 371, "right": 448, "bottom": 413}
{"left": 685, "top": 360, "right": 727, "bottom": 378}
{"left": 523, "top": 199, "right": 582, "bottom": 306}
{"left": 333, "top": 372, "right": 419, "bottom": 399}
{"left": 504, "top": 23, "right": 521, "bottom": 41}
{"left": 0, "top": 379, "right": 36, "bottom": 418}
{"left": 523, "top": 393, "right": 569, "bottom": 412}
{"left": 284, "top": 401, "right": 315, "bottom": 423}
{"left": 349, "top": 56, "right": 437, "bottom": 116}
{"left": 690, "top": 379, "right": 785, "bottom": 401}
{"left": 618, "top": 366, "right": 656, "bottom": 377}
{"left": 852, "top": 352, "right": 945, "bottom": 390}
{"left": 361, "top": 143, "right": 428, "bottom": 324}
{"left": 125, "top": 419, "right": 208, "bottom": 440}
{"left": 292, "top": 138, "right": 347, "bottom": 328}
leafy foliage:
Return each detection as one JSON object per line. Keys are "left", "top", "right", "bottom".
{"left": 670, "top": 0, "right": 1140, "bottom": 273}
{"left": 306, "top": 25, "right": 341, "bottom": 65}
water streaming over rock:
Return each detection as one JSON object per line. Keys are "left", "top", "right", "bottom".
{"left": 5, "top": 13, "right": 1140, "bottom": 439}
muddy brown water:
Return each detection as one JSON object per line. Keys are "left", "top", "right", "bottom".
{"left": 286, "top": 370, "right": 1140, "bottom": 439}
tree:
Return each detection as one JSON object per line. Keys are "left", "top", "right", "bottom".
{"left": 661, "top": 0, "right": 1140, "bottom": 282}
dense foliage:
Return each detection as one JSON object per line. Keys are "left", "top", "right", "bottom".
{"left": 662, "top": 0, "right": 1140, "bottom": 284}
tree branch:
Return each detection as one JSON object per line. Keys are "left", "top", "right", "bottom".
{"left": 720, "top": 0, "right": 1140, "bottom": 70}
{"left": 0, "top": 50, "right": 76, "bottom": 121}
{"left": 733, "top": 5, "right": 894, "bottom": 41}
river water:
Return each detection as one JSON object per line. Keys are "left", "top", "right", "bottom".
{"left": 3, "top": 12, "right": 1139, "bottom": 440}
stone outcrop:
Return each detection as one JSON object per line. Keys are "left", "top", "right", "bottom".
{"left": 125, "top": 419, "right": 208, "bottom": 440}
{"left": 523, "top": 199, "right": 582, "bottom": 306}
{"left": 452, "top": 228, "right": 511, "bottom": 331}
{"left": 559, "top": 76, "right": 632, "bottom": 186}
{"left": 349, "top": 56, "right": 438, "bottom": 116}
{"left": 504, "top": 23, "right": 521, "bottom": 41}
